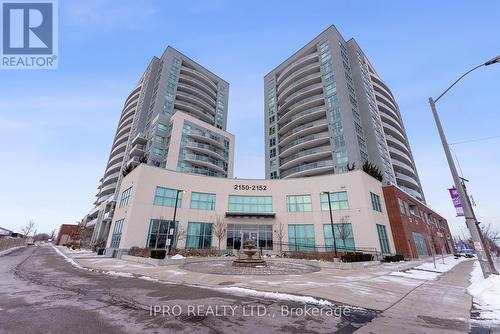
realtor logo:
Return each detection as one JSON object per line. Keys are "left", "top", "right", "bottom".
{"left": 1, "top": 0, "right": 58, "bottom": 69}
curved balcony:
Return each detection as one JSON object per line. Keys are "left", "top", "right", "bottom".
{"left": 116, "top": 116, "right": 134, "bottom": 134}
{"left": 174, "top": 101, "right": 214, "bottom": 124}
{"left": 119, "top": 102, "right": 138, "bottom": 123}
{"left": 176, "top": 91, "right": 216, "bottom": 115}
{"left": 101, "top": 171, "right": 120, "bottom": 187}
{"left": 180, "top": 67, "right": 217, "bottom": 91}
{"left": 277, "top": 61, "right": 321, "bottom": 93}
{"left": 178, "top": 74, "right": 217, "bottom": 99}
{"left": 374, "top": 92, "right": 398, "bottom": 115}
{"left": 280, "top": 145, "right": 332, "bottom": 170}
{"left": 279, "top": 131, "right": 330, "bottom": 158}
{"left": 104, "top": 161, "right": 122, "bottom": 178}
{"left": 123, "top": 85, "right": 142, "bottom": 106}
{"left": 110, "top": 139, "right": 128, "bottom": 155}
{"left": 278, "top": 105, "right": 326, "bottom": 133}
{"left": 98, "top": 183, "right": 116, "bottom": 197}
{"left": 184, "top": 154, "right": 226, "bottom": 174}
{"left": 399, "top": 185, "right": 424, "bottom": 201}
{"left": 392, "top": 159, "right": 417, "bottom": 179}
{"left": 185, "top": 142, "right": 226, "bottom": 161}
{"left": 395, "top": 172, "right": 420, "bottom": 189}
{"left": 187, "top": 131, "right": 226, "bottom": 149}
{"left": 385, "top": 135, "right": 411, "bottom": 154}
{"left": 177, "top": 83, "right": 216, "bottom": 108}
{"left": 371, "top": 76, "right": 395, "bottom": 101}
{"left": 279, "top": 119, "right": 329, "bottom": 146}
{"left": 279, "top": 93, "right": 324, "bottom": 122}
{"left": 107, "top": 151, "right": 125, "bottom": 169}
{"left": 280, "top": 82, "right": 324, "bottom": 111}
{"left": 383, "top": 122, "right": 407, "bottom": 144}
{"left": 377, "top": 100, "right": 401, "bottom": 124}
{"left": 281, "top": 160, "right": 334, "bottom": 178}
{"left": 277, "top": 52, "right": 319, "bottom": 88}
{"left": 388, "top": 146, "right": 413, "bottom": 166}
{"left": 277, "top": 71, "right": 322, "bottom": 103}
{"left": 129, "top": 143, "right": 146, "bottom": 157}
{"left": 379, "top": 108, "right": 404, "bottom": 132}
{"left": 113, "top": 131, "right": 129, "bottom": 148}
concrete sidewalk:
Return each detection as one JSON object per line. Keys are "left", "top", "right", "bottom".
{"left": 58, "top": 247, "right": 474, "bottom": 314}
{"left": 356, "top": 260, "right": 474, "bottom": 333}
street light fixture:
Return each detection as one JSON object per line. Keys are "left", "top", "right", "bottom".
{"left": 428, "top": 55, "right": 499, "bottom": 278}
{"left": 321, "top": 191, "right": 338, "bottom": 258}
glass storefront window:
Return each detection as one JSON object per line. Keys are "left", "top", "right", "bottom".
{"left": 227, "top": 195, "right": 273, "bottom": 213}
{"left": 323, "top": 223, "right": 355, "bottom": 252}
{"left": 226, "top": 224, "right": 273, "bottom": 250}
{"left": 186, "top": 222, "right": 213, "bottom": 249}
{"left": 288, "top": 224, "right": 315, "bottom": 252}
{"left": 146, "top": 219, "right": 178, "bottom": 249}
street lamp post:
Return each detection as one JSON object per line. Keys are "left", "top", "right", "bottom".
{"left": 168, "top": 189, "right": 184, "bottom": 256}
{"left": 428, "top": 55, "right": 499, "bottom": 278}
{"left": 322, "top": 191, "right": 338, "bottom": 258}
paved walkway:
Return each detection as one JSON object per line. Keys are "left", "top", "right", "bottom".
{"left": 356, "top": 260, "right": 474, "bottom": 334}
{"left": 62, "top": 247, "right": 474, "bottom": 315}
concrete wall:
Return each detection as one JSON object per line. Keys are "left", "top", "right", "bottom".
{"left": 107, "top": 164, "right": 396, "bottom": 254}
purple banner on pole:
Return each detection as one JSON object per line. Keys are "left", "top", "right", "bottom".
{"left": 448, "top": 187, "right": 465, "bottom": 217}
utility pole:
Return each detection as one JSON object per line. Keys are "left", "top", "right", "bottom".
{"left": 428, "top": 55, "right": 500, "bottom": 278}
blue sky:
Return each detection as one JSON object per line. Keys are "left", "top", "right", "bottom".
{"left": 1, "top": 0, "right": 499, "bottom": 237}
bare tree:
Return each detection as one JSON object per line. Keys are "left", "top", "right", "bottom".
{"left": 213, "top": 215, "right": 227, "bottom": 250}
{"left": 336, "top": 216, "right": 353, "bottom": 252}
{"left": 480, "top": 223, "right": 500, "bottom": 255}
{"left": 274, "top": 221, "right": 286, "bottom": 253}
{"left": 20, "top": 220, "right": 36, "bottom": 237}
{"left": 49, "top": 229, "right": 57, "bottom": 241}
{"left": 174, "top": 225, "right": 187, "bottom": 246}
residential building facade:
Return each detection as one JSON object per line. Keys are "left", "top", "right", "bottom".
{"left": 264, "top": 26, "right": 425, "bottom": 202}
{"left": 83, "top": 47, "right": 233, "bottom": 247}
{"left": 382, "top": 185, "right": 454, "bottom": 259}
{"left": 105, "top": 164, "right": 396, "bottom": 257}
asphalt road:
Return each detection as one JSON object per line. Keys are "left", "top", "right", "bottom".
{"left": 0, "top": 246, "right": 377, "bottom": 334}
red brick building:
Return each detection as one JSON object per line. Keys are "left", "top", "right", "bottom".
{"left": 55, "top": 224, "right": 79, "bottom": 246}
{"left": 383, "top": 185, "right": 455, "bottom": 259}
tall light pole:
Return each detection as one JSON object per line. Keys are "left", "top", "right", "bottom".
{"left": 428, "top": 55, "right": 499, "bottom": 278}
{"left": 168, "top": 189, "right": 185, "bottom": 255}
{"left": 321, "top": 191, "right": 338, "bottom": 257}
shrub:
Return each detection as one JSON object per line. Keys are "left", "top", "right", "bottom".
{"left": 170, "top": 247, "right": 223, "bottom": 257}
{"left": 341, "top": 252, "right": 374, "bottom": 263}
{"left": 128, "top": 247, "right": 152, "bottom": 258}
{"left": 150, "top": 249, "right": 166, "bottom": 259}
{"left": 383, "top": 254, "right": 405, "bottom": 262}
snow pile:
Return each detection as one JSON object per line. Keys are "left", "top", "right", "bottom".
{"left": 171, "top": 254, "right": 185, "bottom": 260}
{"left": 390, "top": 269, "right": 440, "bottom": 280}
{"left": 415, "top": 256, "right": 468, "bottom": 273}
{"left": 468, "top": 261, "right": 500, "bottom": 322}
{"left": 105, "top": 270, "right": 134, "bottom": 278}
{"left": 52, "top": 245, "right": 86, "bottom": 270}
{"left": 215, "top": 286, "right": 336, "bottom": 307}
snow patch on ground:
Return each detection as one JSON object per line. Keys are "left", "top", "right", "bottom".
{"left": 415, "top": 256, "right": 468, "bottom": 273}
{"left": 171, "top": 254, "right": 185, "bottom": 260}
{"left": 468, "top": 261, "right": 500, "bottom": 323}
{"left": 390, "top": 269, "right": 440, "bottom": 280}
{"left": 0, "top": 246, "right": 25, "bottom": 257}
{"left": 214, "top": 286, "right": 338, "bottom": 307}
{"left": 105, "top": 270, "right": 134, "bottom": 278}
{"left": 52, "top": 245, "right": 86, "bottom": 270}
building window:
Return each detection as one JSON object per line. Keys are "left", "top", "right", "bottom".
{"left": 377, "top": 224, "right": 390, "bottom": 253}
{"left": 409, "top": 203, "right": 420, "bottom": 217}
{"left": 269, "top": 137, "right": 276, "bottom": 147}
{"left": 110, "top": 219, "right": 124, "bottom": 248}
{"left": 185, "top": 222, "right": 212, "bottom": 249}
{"left": 152, "top": 147, "right": 165, "bottom": 156}
{"left": 335, "top": 151, "right": 348, "bottom": 164}
{"left": 286, "top": 194, "right": 312, "bottom": 212}
{"left": 333, "top": 135, "right": 345, "bottom": 148}
{"left": 288, "top": 224, "right": 315, "bottom": 252}
{"left": 320, "top": 191, "right": 349, "bottom": 210}
{"left": 190, "top": 192, "right": 216, "bottom": 211}
{"left": 154, "top": 135, "right": 166, "bottom": 145}
{"left": 157, "top": 123, "right": 169, "bottom": 132}
{"left": 323, "top": 223, "right": 355, "bottom": 252}
{"left": 331, "top": 121, "right": 343, "bottom": 135}
{"left": 153, "top": 187, "right": 182, "bottom": 207}
{"left": 146, "top": 219, "right": 178, "bottom": 249}
{"left": 398, "top": 198, "right": 407, "bottom": 215}
{"left": 269, "top": 148, "right": 276, "bottom": 158}
{"left": 269, "top": 126, "right": 276, "bottom": 136}
{"left": 119, "top": 187, "right": 132, "bottom": 208}
{"left": 270, "top": 171, "right": 278, "bottom": 179}
{"left": 370, "top": 192, "right": 382, "bottom": 212}
{"left": 228, "top": 195, "right": 272, "bottom": 213}
{"left": 226, "top": 224, "right": 273, "bottom": 250}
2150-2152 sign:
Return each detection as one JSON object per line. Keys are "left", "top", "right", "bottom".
{"left": 233, "top": 184, "right": 268, "bottom": 191}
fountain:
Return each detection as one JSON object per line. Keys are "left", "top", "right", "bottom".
{"left": 232, "top": 239, "right": 267, "bottom": 267}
